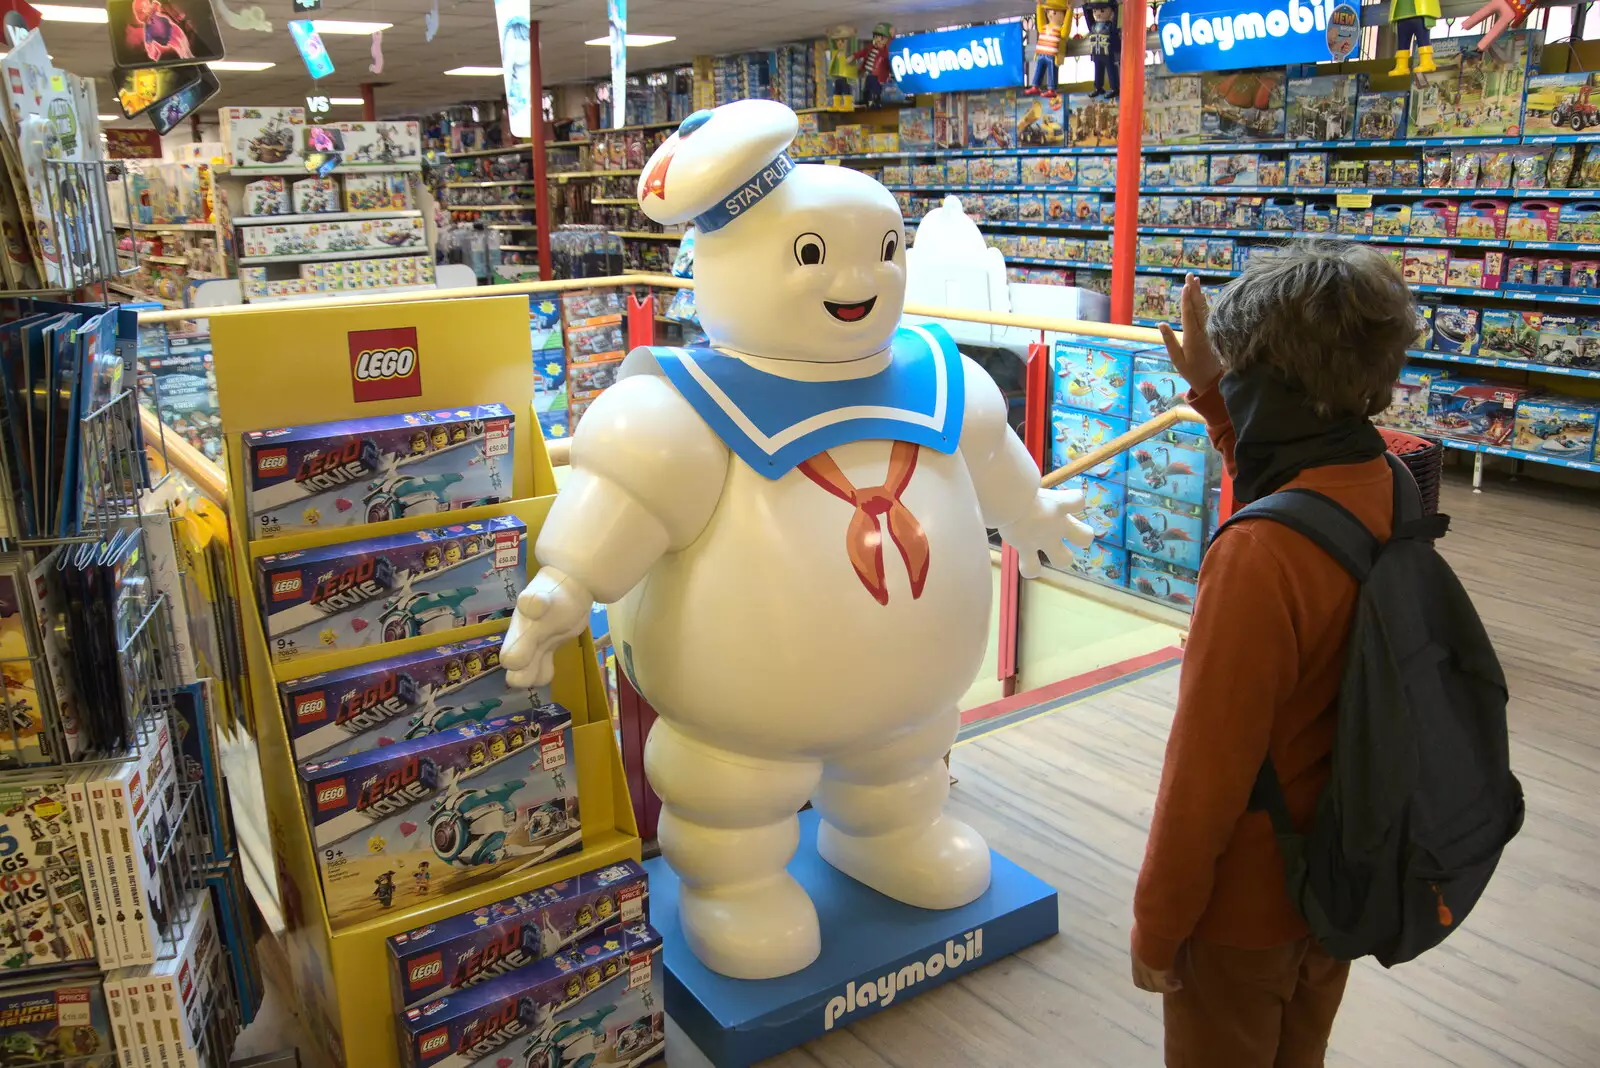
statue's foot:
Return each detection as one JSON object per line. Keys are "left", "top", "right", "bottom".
{"left": 818, "top": 815, "right": 991, "bottom": 910}
{"left": 679, "top": 874, "right": 820, "bottom": 979}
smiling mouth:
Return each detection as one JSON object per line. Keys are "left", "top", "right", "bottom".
{"left": 824, "top": 297, "right": 877, "bottom": 323}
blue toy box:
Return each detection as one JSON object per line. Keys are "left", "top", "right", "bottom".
{"left": 1053, "top": 338, "right": 1144, "bottom": 418}
{"left": 277, "top": 633, "right": 549, "bottom": 763}
{"left": 1130, "top": 354, "right": 1205, "bottom": 440}
{"left": 255, "top": 515, "right": 525, "bottom": 665}
{"left": 1431, "top": 305, "right": 1480, "bottom": 355}
{"left": 1426, "top": 379, "right": 1528, "bottom": 445}
{"left": 1068, "top": 539, "right": 1129, "bottom": 587}
{"left": 1125, "top": 430, "right": 1211, "bottom": 506}
{"left": 1129, "top": 552, "right": 1200, "bottom": 610}
{"left": 1072, "top": 475, "right": 1125, "bottom": 547}
{"left": 398, "top": 921, "right": 663, "bottom": 1068}
{"left": 1051, "top": 409, "right": 1127, "bottom": 483}
{"left": 1512, "top": 395, "right": 1600, "bottom": 456}
{"left": 388, "top": 860, "right": 649, "bottom": 1009}
{"left": 243, "top": 404, "right": 516, "bottom": 540}
{"left": 1124, "top": 490, "right": 1206, "bottom": 572}
{"left": 300, "top": 706, "right": 581, "bottom": 928}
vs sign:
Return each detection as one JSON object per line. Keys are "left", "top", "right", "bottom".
{"left": 307, "top": 94, "right": 331, "bottom": 118}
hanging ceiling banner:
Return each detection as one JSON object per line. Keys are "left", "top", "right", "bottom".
{"left": 1157, "top": 0, "right": 1359, "bottom": 74}
{"left": 887, "top": 22, "right": 1025, "bottom": 95}
{"left": 609, "top": 0, "right": 626, "bottom": 130}
{"left": 495, "top": 0, "right": 532, "bottom": 138}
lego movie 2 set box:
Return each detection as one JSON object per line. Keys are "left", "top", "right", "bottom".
{"left": 243, "top": 404, "right": 515, "bottom": 540}
{"left": 278, "top": 633, "right": 551, "bottom": 763}
{"left": 255, "top": 516, "right": 525, "bottom": 664}
{"left": 398, "top": 921, "right": 664, "bottom": 1068}
{"left": 388, "top": 859, "right": 650, "bottom": 1009}
{"left": 299, "top": 705, "right": 582, "bottom": 926}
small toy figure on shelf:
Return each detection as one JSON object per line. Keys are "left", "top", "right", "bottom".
{"left": 1390, "top": 0, "right": 1440, "bottom": 75}
{"left": 1027, "top": 1, "right": 1070, "bottom": 99}
{"left": 1084, "top": 0, "right": 1121, "bottom": 99}
{"left": 825, "top": 25, "right": 859, "bottom": 110}
{"left": 852, "top": 23, "right": 893, "bottom": 108}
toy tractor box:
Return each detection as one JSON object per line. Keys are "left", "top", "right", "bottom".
{"left": 1525, "top": 72, "right": 1600, "bottom": 139}
{"left": 387, "top": 860, "right": 650, "bottom": 1009}
{"left": 243, "top": 404, "right": 515, "bottom": 540}
{"left": 299, "top": 707, "right": 581, "bottom": 928}
{"left": 255, "top": 516, "right": 525, "bottom": 665}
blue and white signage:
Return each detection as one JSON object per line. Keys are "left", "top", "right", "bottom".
{"left": 1158, "top": 0, "right": 1359, "bottom": 74}
{"left": 888, "top": 23, "right": 1025, "bottom": 95}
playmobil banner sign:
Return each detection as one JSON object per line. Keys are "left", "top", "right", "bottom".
{"left": 1158, "top": 0, "right": 1360, "bottom": 73}
{"left": 888, "top": 23, "right": 1024, "bottom": 94}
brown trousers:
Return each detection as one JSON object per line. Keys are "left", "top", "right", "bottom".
{"left": 1163, "top": 938, "right": 1349, "bottom": 1068}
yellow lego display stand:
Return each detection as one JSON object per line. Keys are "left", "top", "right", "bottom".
{"left": 209, "top": 295, "right": 640, "bottom": 1068}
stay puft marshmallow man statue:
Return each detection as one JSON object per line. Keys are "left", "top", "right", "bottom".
{"left": 500, "top": 100, "right": 1093, "bottom": 980}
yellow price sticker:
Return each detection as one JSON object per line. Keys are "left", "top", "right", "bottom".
{"left": 825, "top": 158, "right": 842, "bottom": 166}
{"left": 49, "top": 74, "right": 65, "bottom": 92}
{"left": 1336, "top": 193, "right": 1374, "bottom": 209}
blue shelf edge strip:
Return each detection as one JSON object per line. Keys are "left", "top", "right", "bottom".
{"left": 1439, "top": 437, "right": 1600, "bottom": 473}
{"left": 1407, "top": 348, "right": 1600, "bottom": 379}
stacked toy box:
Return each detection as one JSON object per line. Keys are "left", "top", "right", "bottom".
{"left": 388, "top": 859, "right": 663, "bottom": 1068}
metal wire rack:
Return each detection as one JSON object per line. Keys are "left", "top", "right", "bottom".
{"left": 3, "top": 158, "right": 140, "bottom": 299}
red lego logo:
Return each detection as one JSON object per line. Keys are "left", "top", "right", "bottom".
{"left": 418, "top": 1028, "right": 451, "bottom": 1057}
{"left": 294, "top": 692, "right": 329, "bottom": 726}
{"left": 256, "top": 448, "right": 288, "bottom": 477}
{"left": 349, "top": 326, "right": 422, "bottom": 403}
{"left": 408, "top": 953, "right": 443, "bottom": 989}
{"left": 316, "top": 780, "right": 348, "bottom": 810}
{"left": 271, "top": 572, "right": 303, "bottom": 601}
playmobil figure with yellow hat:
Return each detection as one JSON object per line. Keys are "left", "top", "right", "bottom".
{"left": 1084, "top": 0, "right": 1120, "bottom": 99}
{"left": 499, "top": 100, "right": 1094, "bottom": 981}
{"left": 1028, "top": 0, "right": 1071, "bottom": 99}
{"left": 825, "top": 25, "right": 859, "bottom": 110}
{"left": 1390, "top": 0, "right": 1441, "bottom": 74}
{"left": 852, "top": 22, "right": 894, "bottom": 108}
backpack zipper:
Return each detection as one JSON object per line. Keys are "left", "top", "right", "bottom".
{"left": 1432, "top": 883, "right": 1453, "bottom": 926}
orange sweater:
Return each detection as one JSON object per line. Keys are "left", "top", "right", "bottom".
{"left": 1131, "top": 381, "right": 1394, "bottom": 971}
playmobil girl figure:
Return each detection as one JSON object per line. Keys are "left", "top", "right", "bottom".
{"left": 1390, "top": 0, "right": 1441, "bottom": 75}
{"left": 500, "top": 100, "right": 1093, "bottom": 980}
{"left": 1028, "top": 1, "right": 1070, "bottom": 98}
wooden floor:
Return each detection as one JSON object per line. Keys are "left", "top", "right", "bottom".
{"left": 762, "top": 472, "right": 1600, "bottom": 1068}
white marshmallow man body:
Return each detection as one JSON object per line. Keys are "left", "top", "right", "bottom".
{"left": 500, "top": 101, "right": 1091, "bottom": 980}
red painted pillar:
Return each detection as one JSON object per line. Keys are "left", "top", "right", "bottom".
{"left": 529, "top": 20, "right": 553, "bottom": 281}
{"left": 998, "top": 339, "right": 1052, "bottom": 694}
{"left": 360, "top": 83, "right": 376, "bottom": 121}
{"left": 1108, "top": 0, "right": 1148, "bottom": 325}
{"left": 615, "top": 672, "right": 661, "bottom": 839}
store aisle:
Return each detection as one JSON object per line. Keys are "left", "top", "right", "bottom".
{"left": 765, "top": 473, "right": 1599, "bottom": 1068}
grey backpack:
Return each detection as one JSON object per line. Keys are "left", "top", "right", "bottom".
{"left": 1218, "top": 453, "right": 1523, "bottom": 966}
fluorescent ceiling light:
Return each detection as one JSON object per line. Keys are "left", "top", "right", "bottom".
{"left": 585, "top": 34, "right": 676, "bottom": 47}
{"left": 329, "top": 97, "right": 364, "bottom": 106}
{"left": 33, "top": 4, "right": 107, "bottom": 22}
{"left": 311, "top": 20, "right": 393, "bottom": 35}
{"left": 208, "top": 60, "right": 277, "bottom": 72}
{"left": 97, "top": 114, "right": 117, "bottom": 121}
{"left": 445, "top": 66, "right": 503, "bottom": 76}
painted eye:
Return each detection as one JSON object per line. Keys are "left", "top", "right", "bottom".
{"left": 881, "top": 231, "right": 899, "bottom": 261}
{"left": 793, "top": 233, "right": 825, "bottom": 266}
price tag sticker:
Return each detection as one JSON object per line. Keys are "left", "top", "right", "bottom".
{"left": 49, "top": 74, "right": 65, "bottom": 92}
{"left": 627, "top": 951, "right": 653, "bottom": 989}
{"left": 1336, "top": 193, "right": 1374, "bottom": 209}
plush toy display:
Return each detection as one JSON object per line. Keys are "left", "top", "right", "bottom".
{"left": 500, "top": 100, "right": 1094, "bottom": 981}
{"left": 852, "top": 22, "right": 893, "bottom": 108}
{"left": 1390, "top": 0, "right": 1441, "bottom": 75}
{"left": 1084, "top": 0, "right": 1121, "bottom": 100}
{"left": 1027, "top": 1, "right": 1070, "bottom": 99}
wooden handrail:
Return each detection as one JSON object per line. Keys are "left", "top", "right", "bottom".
{"left": 1041, "top": 405, "right": 1206, "bottom": 489}
{"left": 140, "top": 406, "right": 228, "bottom": 501}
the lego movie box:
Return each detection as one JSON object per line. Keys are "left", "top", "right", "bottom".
{"left": 398, "top": 922, "right": 664, "bottom": 1068}
{"left": 388, "top": 859, "right": 649, "bottom": 1009}
{"left": 255, "top": 516, "right": 525, "bottom": 664}
{"left": 300, "top": 707, "right": 582, "bottom": 927}
{"left": 278, "top": 633, "right": 550, "bottom": 763}
{"left": 244, "top": 404, "right": 515, "bottom": 540}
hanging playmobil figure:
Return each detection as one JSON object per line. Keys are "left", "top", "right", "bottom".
{"left": 1085, "top": 0, "right": 1121, "bottom": 100}
{"left": 825, "top": 25, "right": 859, "bottom": 110}
{"left": 1390, "top": 0, "right": 1441, "bottom": 75}
{"left": 500, "top": 100, "right": 1094, "bottom": 981}
{"left": 852, "top": 23, "right": 893, "bottom": 109}
{"left": 1026, "top": 1, "right": 1069, "bottom": 99}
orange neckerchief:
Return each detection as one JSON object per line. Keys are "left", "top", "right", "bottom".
{"left": 799, "top": 441, "right": 929, "bottom": 606}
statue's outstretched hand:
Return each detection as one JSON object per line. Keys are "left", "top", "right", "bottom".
{"left": 500, "top": 568, "right": 594, "bottom": 689}
{"left": 1000, "top": 488, "right": 1095, "bottom": 580}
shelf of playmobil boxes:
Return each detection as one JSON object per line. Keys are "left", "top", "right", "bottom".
{"left": 563, "top": 289, "right": 629, "bottom": 433}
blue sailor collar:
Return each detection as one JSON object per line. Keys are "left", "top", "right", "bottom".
{"left": 652, "top": 322, "right": 965, "bottom": 480}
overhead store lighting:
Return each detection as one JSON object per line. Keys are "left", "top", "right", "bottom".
{"left": 97, "top": 114, "right": 117, "bottom": 121}
{"left": 209, "top": 60, "right": 277, "bottom": 71}
{"left": 584, "top": 34, "right": 675, "bottom": 46}
{"left": 445, "top": 66, "right": 504, "bottom": 76}
{"left": 33, "top": 4, "right": 107, "bottom": 22}
{"left": 311, "top": 21, "right": 393, "bottom": 35}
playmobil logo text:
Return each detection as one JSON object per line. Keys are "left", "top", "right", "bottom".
{"left": 348, "top": 326, "right": 423, "bottom": 403}
{"left": 823, "top": 927, "right": 984, "bottom": 1031}
{"left": 1157, "top": 0, "right": 1353, "bottom": 73}
{"left": 885, "top": 23, "right": 1024, "bottom": 94}
{"left": 890, "top": 36, "right": 1004, "bottom": 82}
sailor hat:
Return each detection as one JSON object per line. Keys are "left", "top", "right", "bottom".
{"left": 636, "top": 99, "right": 800, "bottom": 234}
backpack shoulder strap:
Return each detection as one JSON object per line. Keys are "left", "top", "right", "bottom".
{"left": 1215, "top": 487, "right": 1380, "bottom": 581}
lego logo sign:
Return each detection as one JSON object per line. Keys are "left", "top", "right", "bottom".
{"left": 294, "top": 693, "right": 328, "bottom": 726}
{"left": 418, "top": 1029, "right": 450, "bottom": 1057}
{"left": 348, "top": 326, "right": 423, "bottom": 403}
{"left": 257, "top": 448, "right": 288, "bottom": 477}
{"left": 272, "top": 572, "right": 303, "bottom": 601}
{"left": 316, "top": 781, "right": 348, "bottom": 810}
{"left": 408, "top": 954, "right": 443, "bottom": 988}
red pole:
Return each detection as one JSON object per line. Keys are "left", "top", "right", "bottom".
{"left": 529, "top": 20, "right": 553, "bottom": 281}
{"left": 1108, "top": 0, "right": 1147, "bottom": 325}
{"left": 360, "top": 83, "right": 376, "bottom": 121}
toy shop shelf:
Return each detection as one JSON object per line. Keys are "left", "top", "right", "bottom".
{"left": 238, "top": 246, "right": 428, "bottom": 265}
{"left": 985, "top": 220, "right": 1113, "bottom": 232}
{"left": 1411, "top": 284, "right": 1600, "bottom": 306}
{"left": 245, "top": 283, "right": 437, "bottom": 304}
{"left": 215, "top": 164, "right": 422, "bottom": 175}
{"left": 885, "top": 184, "right": 1116, "bottom": 195}
{"left": 591, "top": 197, "right": 635, "bottom": 205}
{"left": 486, "top": 223, "right": 539, "bottom": 230}
{"left": 610, "top": 231, "right": 681, "bottom": 240}
{"left": 498, "top": 244, "right": 539, "bottom": 251}
{"left": 1438, "top": 437, "right": 1600, "bottom": 473}
{"left": 108, "top": 281, "right": 183, "bottom": 308}
{"left": 1135, "top": 224, "right": 1509, "bottom": 247}
{"left": 1407, "top": 348, "right": 1600, "bottom": 380}
{"left": 1141, "top": 185, "right": 1600, "bottom": 199}
{"left": 443, "top": 179, "right": 534, "bottom": 188}
{"left": 816, "top": 145, "right": 1117, "bottom": 163}
{"left": 235, "top": 210, "right": 422, "bottom": 226}
{"left": 1523, "top": 132, "right": 1600, "bottom": 145}
{"left": 1136, "top": 263, "right": 1240, "bottom": 277}
{"left": 1011, "top": 256, "right": 1112, "bottom": 270}
{"left": 117, "top": 220, "right": 221, "bottom": 231}
{"left": 444, "top": 204, "right": 537, "bottom": 211}
{"left": 550, "top": 169, "right": 642, "bottom": 179}
{"left": 445, "top": 144, "right": 531, "bottom": 159}
{"left": 1139, "top": 136, "right": 1522, "bottom": 153}
{"left": 1508, "top": 240, "right": 1600, "bottom": 252}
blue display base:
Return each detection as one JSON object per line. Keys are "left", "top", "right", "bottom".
{"left": 644, "top": 810, "right": 1059, "bottom": 1068}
